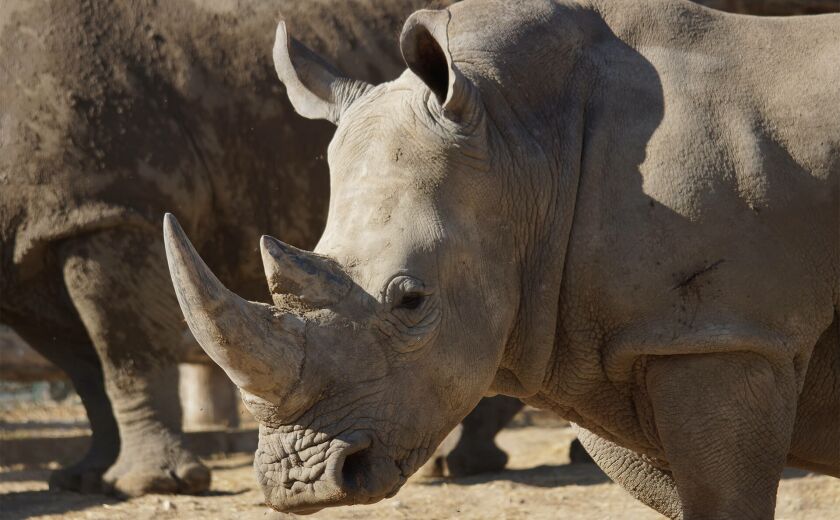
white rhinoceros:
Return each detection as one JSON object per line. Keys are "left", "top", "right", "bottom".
{"left": 164, "top": 0, "right": 839, "bottom": 517}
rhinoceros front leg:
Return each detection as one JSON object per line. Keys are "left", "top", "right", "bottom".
{"left": 645, "top": 352, "right": 799, "bottom": 520}
{"left": 61, "top": 229, "right": 210, "bottom": 496}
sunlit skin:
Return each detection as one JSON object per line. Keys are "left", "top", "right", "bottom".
{"left": 166, "top": 1, "right": 839, "bottom": 517}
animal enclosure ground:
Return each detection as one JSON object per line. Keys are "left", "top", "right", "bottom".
{"left": 2, "top": 416, "right": 838, "bottom": 520}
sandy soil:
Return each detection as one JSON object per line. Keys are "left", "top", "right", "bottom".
{"left": 2, "top": 423, "right": 838, "bottom": 520}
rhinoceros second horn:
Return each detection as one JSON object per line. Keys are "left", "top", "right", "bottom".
{"left": 260, "top": 234, "right": 351, "bottom": 307}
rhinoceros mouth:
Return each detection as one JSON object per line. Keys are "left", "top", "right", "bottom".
{"left": 257, "top": 427, "right": 409, "bottom": 513}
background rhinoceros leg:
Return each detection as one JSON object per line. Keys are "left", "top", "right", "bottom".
{"left": 444, "top": 395, "right": 525, "bottom": 476}
{"left": 567, "top": 437, "right": 595, "bottom": 464}
{"left": 574, "top": 425, "right": 682, "bottom": 519}
{"left": 4, "top": 316, "right": 119, "bottom": 492}
{"left": 421, "top": 396, "right": 525, "bottom": 477}
{"left": 645, "top": 352, "right": 799, "bottom": 519}
{"left": 60, "top": 228, "right": 210, "bottom": 497}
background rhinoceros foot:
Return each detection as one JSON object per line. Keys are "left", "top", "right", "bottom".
{"left": 102, "top": 428, "right": 210, "bottom": 497}
{"left": 419, "top": 396, "right": 524, "bottom": 478}
{"left": 445, "top": 442, "right": 510, "bottom": 478}
{"left": 47, "top": 446, "right": 117, "bottom": 493}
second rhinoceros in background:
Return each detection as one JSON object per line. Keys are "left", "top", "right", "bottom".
{"left": 165, "top": 0, "right": 839, "bottom": 516}
{"left": 4, "top": 0, "right": 525, "bottom": 498}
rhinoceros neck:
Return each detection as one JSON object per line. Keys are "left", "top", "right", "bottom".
{"left": 445, "top": 1, "right": 602, "bottom": 397}
{"left": 532, "top": 0, "right": 840, "bottom": 439}
{"left": 523, "top": 0, "right": 732, "bottom": 423}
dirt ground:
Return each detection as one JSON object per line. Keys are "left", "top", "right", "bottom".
{"left": 2, "top": 408, "right": 839, "bottom": 520}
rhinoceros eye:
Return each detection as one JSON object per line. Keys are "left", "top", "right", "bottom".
{"left": 383, "top": 275, "right": 441, "bottom": 348}
{"left": 397, "top": 292, "right": 425, "bottom": 310}
{"left": 384, "top": 275, "right": 429, "bottom": 311}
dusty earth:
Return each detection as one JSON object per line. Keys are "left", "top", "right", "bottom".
{"left": 1, "top": 397, "right": 839, "bottom": 520}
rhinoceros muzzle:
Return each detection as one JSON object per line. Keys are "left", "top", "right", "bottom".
{"left": 256, "top": 426, "right": 406, "bottom": 513}
{"left": 164, "top": 214, "right": 410, "bottom": 509}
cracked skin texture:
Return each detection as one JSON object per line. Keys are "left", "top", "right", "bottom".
{"left": 0, "top": 0, "right": 452, "bottom": 497}
{"left": 249, "top": 378, "right": 438, "bottom": 510}
{"left": 0, "top": 0, "right": 831, "bottom": 500}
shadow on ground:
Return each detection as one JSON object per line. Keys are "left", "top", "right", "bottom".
{"left": 0, "top": 420, "right": 89, "bottom": 432}
{"left": 0, "top": 460, "right": 816, "bottom": 518}
{"left": 422, "top": 462, "right": 814, "bottom": 490}
{"left": 0, "top": 489, "right": 119, "bottom": 520}
{"left": 0, "top": 464, "right": 250, "bottom": 520}
{"left": 423, "top": 462, "right": 612, "bottom": 489}
{"left": 0, "top": 467, "right": 53, "bottom": 484}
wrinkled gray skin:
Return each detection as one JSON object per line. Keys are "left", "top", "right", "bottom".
{"left": 166, "top": 0, "right": 838, "bottom": 517}
{"left": 0, "top": 0, "right": 825, "bottom": 498}
{"left": 0, "top": 0, "right": 478, "bottom": 497}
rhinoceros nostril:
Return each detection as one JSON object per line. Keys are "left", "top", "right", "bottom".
{"left": 341, "top": 448, "right": 372, "bottom": 491}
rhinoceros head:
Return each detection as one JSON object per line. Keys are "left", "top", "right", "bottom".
{"left": 166, "top": 8, "right": 534, "bottom": 513}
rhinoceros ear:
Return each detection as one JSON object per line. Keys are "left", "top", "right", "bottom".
{"left": 400, "top": 9, "right": 474, "bottom": 120}
{"left": 273, "top": 21, "right": 373, "bottom": 125}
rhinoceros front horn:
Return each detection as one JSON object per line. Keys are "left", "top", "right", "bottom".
{"left": 163, "top": 214, "right": 305, "bottom": 405}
